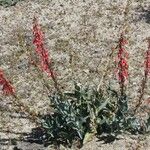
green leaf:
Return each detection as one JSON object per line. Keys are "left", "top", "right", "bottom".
{"left": 96, "top": 98, "right": 110, "bottom": 114}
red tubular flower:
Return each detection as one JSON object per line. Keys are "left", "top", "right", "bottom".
{"left": 144, "top": 41, "right": 150, "bottom": 77}
{"left": 0, "top": 69, "right": 15, "bottom": 95}
{"left": 116, "top": 34, "right": 129, "bottom": 86}
{"left": 32, "top": 17, "right": 55, "bottom": 77}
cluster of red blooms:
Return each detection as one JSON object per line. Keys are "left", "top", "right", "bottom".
{"left": 116, "top": 34, "right": 129, "bottom": 85}
{"left": 144, "top": 40, "right": 150, "bottom": 77}
{"left": 32, "top": 17, "right": 54, "bottom": 77}
{"left": 0, "top": 69, "right": 14, "bottom": 95}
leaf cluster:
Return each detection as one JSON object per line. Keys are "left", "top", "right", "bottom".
{"left": 41, "top": 83, "right": 150, "bottom": 147}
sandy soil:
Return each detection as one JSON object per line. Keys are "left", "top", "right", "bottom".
{"left": 0, "top": 0, "right": 150, "bottom": 149}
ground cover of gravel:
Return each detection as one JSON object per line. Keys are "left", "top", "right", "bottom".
{"left": 0, "top": 0, "right": 150, "bottom": 149}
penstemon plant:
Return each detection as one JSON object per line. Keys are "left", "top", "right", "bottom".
{"left": 40, "top": 33, "right": 149, "bottom": 148}
{"left": 115, "top": 33, "right": 129, "bottom": 116}
{"left": 32, "top": 17, "right": 60, "bottom": 93}
{"left": 1, "top": 16, "right": 149, "bottom": 148}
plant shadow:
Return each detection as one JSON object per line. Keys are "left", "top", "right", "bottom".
{"left": 0, "top": 129, "right": 47, "bottom": 150}
{"left": 97, "top": 134, "right": 120, "bottom": 144}
{"left": 26, "top": 126, "right": 81, "bottom": 148}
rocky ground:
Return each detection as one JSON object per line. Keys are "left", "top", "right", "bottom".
{"left": 0, "top": 0, "right": 150, "bottom": 149}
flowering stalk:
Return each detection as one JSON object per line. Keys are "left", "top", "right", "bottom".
{"left": 114, "top": 33, "right": 129, "bottom": 117}
{"left": 32, "top": 17, "right": 60, "bottom": 92}
{"left": 134, "top": 39, "right": 150, "bottom": 112}
{"left": 115, "top": 33, "right": 129, "bottom": 96}
{"left": 0, "top": 68, "right": 39, "bottom": 124}
{"left": 0, "top": 69, "right": 15, "bottom": 95}
{"left": 144, "top": 40, "right": 150, "bottom": 77}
